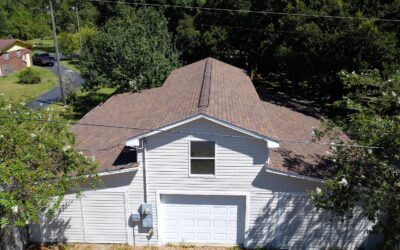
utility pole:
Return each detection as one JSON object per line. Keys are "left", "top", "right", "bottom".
{"left": 73, "top": 6, "right": 83, "bottom": 53}
{"left": 49, "top": 0, "right": 66, "bottom": 106}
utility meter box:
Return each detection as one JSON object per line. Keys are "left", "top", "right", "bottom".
{"left": 140, "top": 203, "right": 153, "bottom": 227}
{"left": 131, "top": 212, "right": 140, "bottom": 222}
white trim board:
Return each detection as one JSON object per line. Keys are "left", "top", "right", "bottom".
{"left": 125, "top": 114, "right": 279, "bottom": 148}
{"left": 97, "top": 166, "right": 139, "bottom": 176}
{"left": 155, "top": 190, "right": 251, "bottom": 247}
{"left": 265, "top": 167, "right": 324, "bottom": 183}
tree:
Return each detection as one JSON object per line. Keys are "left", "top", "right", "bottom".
{"left": 0, "top": 98, "right": 98, "bottom": 247}
{"left": 80, "top": 26, "right": 97, "bottom": 46}
{"left": 165, "top": 0, "right": 400, "bottom": 102}
{"left": 58, "top": 32, "right": 79, "bottom": 56}
{"left": 175, "top": 16, "right": 202, "bottom": 63}
{"left": 54, "top": 0, "right": 98, "bottom": 33}
{"left": 80, "top": 7, "right": 179, "bottom": 91}
{"left": 312, "top": 70, "right": 400, "bottom": 249}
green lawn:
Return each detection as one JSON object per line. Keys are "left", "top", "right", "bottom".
{"left": 53, "top": 87, "right": 117, "bottom": 121}
{"left": 0, "top": 66, "right": 57, "bottom": 101}
{"left": 27, "top": 38, "right": 54, "bottom": 53}
{"left": 61, "top": 59, "right": 81, "bottom": 73}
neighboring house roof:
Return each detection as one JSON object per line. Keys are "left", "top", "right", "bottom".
{"left": 72, "top": 58, "right": 334, "bottom": 178}
{"left": 0, "top": 39, "right": 32, "bottom": 53}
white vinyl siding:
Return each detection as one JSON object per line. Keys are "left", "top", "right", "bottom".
{"left": 145, "top": 118, "right": 370, "bottom": 248}
{"left": 31, "top": 118, "right": 371, "bottom": 248}
{"left": 83, "top": 192, "right": 128, "bottom": 243}
{"left": 31, "top": 192, "right": 129, "bottom": 244}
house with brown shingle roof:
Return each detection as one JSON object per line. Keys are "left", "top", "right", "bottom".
{"left": 0, "top": 39, "right": 33, "bottom": 76}
{"left": 31, "top": 58, "right": 371, "bottom": 249}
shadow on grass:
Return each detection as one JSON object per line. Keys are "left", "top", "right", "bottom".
{"left": 61, "top": 88, "right": 116, "bottom": 121}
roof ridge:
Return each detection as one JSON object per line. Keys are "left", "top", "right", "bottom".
{"left": 198, "top": 58, "right": 212, "bottom": 112}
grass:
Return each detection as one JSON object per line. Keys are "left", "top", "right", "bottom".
{"left": 27, "top": 38, "right": 54, "bottom": 53}
{"left": 0, "top": 66, "right": 57, "bottom": 101}
{"left": 52, "top": 87, "right": 117, "bottom": 121}
{"left": 61, "top": 59, "right": 81, "bottom": 73}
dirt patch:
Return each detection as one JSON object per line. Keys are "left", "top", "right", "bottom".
{"left": 28, "top": 243, "right": 243, "bottom": 250}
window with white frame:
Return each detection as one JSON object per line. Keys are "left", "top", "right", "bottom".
{"left": 16, "top": 50, "right": 22, "bottom": 58}
{"left": 190, "top": 141, "right": 215, "bottom": 175}
{"left": 3, "top": 53, "right": 9, "bottom": 61}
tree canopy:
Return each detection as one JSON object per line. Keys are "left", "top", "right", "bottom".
{"left": 0, "top": 98, "right": 98, "bottom": 231}
{"left": 80, "top": 7, "right": 179, "bottom": 91}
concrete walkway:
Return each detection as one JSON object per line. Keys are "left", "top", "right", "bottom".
{"left": 28, "top": 63, "right": 84, "bottom": 108}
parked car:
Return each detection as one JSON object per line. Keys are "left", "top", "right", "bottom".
{"left": 32, "top": 52, "right": 54, "bottom": 66}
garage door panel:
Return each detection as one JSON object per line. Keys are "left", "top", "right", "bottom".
{"left": 198, "top": 220, "right": 211, "bottom": 227}
{"left": 161, "top": 194, "right": 245, "bottom": 245}
{"left": 198, "top": 207, "right": 211, "bottom": 214}
{"left": 181, "top": 206, "right": 195, "bottom": 214}
{"left": 164, "top": 219, "right": 178, "bottom": 227}
{"left": 197, "top": 232, "right": 211, "bottom": 240}
{"left": 164, "top": 206, "right": 178, "bottom": 215}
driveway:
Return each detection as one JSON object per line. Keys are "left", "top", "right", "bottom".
{"left": 28, "top": 63, "right": 84, "bottom": 108}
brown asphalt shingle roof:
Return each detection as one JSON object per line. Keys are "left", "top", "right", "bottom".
{"left": 73, "top": 58, "right": 333, "bottom": 178}
{"left": 0, "top": 39, "right": 32, "bottom": 52}
{"left": 263, "top": 102, "right": 336, "bottom": 179}
{"left": 0, "top": 39, "right": 16, "bottom": 51}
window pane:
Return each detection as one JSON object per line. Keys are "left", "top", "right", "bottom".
{"left": 191, "top": 141, "right": 215, "bottom": 157}
{"left": 191, "top": 159, "right": 215, "bottom": 175}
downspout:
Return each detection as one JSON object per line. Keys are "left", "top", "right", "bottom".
{"left": 133, "top": 138, "right": 148, "bottom": 203}
{"left": 142, "top": 139, "right": 148, "bottom": 203}
{"left": 141, "top": 139, "right": 155, "bottom": 240}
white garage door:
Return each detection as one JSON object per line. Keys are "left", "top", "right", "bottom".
{"left": 160, "top": 194, "right": 246, "bottom": 245}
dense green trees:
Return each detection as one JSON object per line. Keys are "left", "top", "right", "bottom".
{"left": 165, "top": 0, "right": 400, "bottom": 100}
{"left": 80, "top": 7, "right": 179, "bottom": 91}
{"left": 58, "top": 32, "right": 79, "bottom": 56}
{"left": 1, "top": 0, "right": 399, "bottom": 100}
{"left": 0, "top": 0, "right": 51, "bottom": 39}
{"left": 0, "top": 0, "right": 97, "bottom": 39}
{"left": 0, "top": 98, "right": 98, "bottom": 244}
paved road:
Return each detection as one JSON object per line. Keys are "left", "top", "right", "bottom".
{"left": 28, "top": 63, "right": 84, "bottom": 108}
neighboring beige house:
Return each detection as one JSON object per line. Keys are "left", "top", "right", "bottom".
{"left": 31, "top": 58, "right": 373, "bottom": 249}
{"left": 0, "top": 39, "right": 32, "bottom": 77}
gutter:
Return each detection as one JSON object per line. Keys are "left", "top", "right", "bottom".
{"left": 97, "top": 167, "right": 139, "bottom": 177}
{"left": 264, "top": 166, "right": 325, "bottom": 183}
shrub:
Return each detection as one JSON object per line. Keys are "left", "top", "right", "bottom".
{"left": 18, "top": 67, "right": 41, "bottom": 84}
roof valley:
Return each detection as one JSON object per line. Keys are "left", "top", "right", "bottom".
{"left": 198, "top": 58, "right": 212, "bottom": 112}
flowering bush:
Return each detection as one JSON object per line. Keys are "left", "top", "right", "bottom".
{"left": 0, "top": 97, "right": 98, "bottom": 229}
{"left": 312, "top": 70, "right": 400, "bottom": 248}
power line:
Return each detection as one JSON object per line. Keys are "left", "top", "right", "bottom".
{"left": 0, "top": 115, "right": 382, "bottom": 149}
{"left": 88, "top": 0, "right": 400, "bottom": 23}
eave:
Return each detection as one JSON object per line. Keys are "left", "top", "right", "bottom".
{"left": 126, "top": 114, "right": 280, "bottom": 148}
